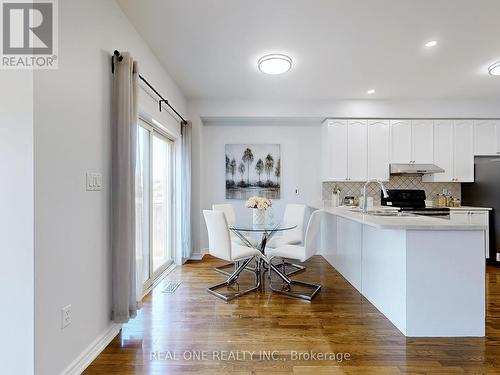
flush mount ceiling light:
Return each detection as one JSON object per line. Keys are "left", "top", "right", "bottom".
{"left": 258, "top": 54, "right": 292, "bottom": 75}
{"left": 367, "top": 89, "right": 376, "bottom": 94}
{"left": 488, "top": 61, "right": 500, "bottom": 76}
{"left": 425, "top": 40, "right": 438, "bottom": 47}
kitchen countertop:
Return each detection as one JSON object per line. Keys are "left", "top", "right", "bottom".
{"left": 313, "top": 205, "right": 487, "bottom": 231}
{"left": 448, "top": 206, "right": 492, "bottom": 211}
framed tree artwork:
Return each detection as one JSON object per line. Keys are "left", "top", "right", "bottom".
{"left": 225, "top": 144, "right": 281, "bottom": 200}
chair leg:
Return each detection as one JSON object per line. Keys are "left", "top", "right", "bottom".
{"left": 267, "top": 257, "right": 321, "bottom": 301}
{"left": 207, "top": 257, "right": 261, "bottom": 301}
{"left": 214, "top": 259, "right": 257, "bottom": 277}
{"left": 214, "top": 262, "right": 235, "bottom": 276}
{"left": 274, "top": 260, "right": 306, "bottom": 276}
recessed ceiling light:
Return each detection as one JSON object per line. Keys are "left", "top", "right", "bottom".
{"left": 488, "top": 61, "right": 500, "bottom": 76}
{"left": 367, "top": 89, "right": 375, "bottom": 94}
{"left": 425, "top": 40, "right": 438, "bottom": 48}
{"left": 258, "top": 54, "right": 292, "bottom": 75}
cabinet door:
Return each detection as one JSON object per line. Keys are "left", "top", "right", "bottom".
{"left": 450, "top": 212, "right": 470, "bottom": 224}
{"left": 431, "top": 120, "right": 454, "bottom": 182}
{"left": 367, "top": 120, "right": 390, "bottom": 181}
{"left": 347, "top": 120, "right": 368, "bottom": 181}
{"left": 474, "top": 120, "right": 499, "bottom": 156}
{"left": 326, "top": 120, "right": 349, "bottom": 181}
{"left": 412, "top": 120, "right": 434, "bottom": 163}
{"left": 454, "top": 120, "right": 474, "bottom": 182}
{"left": 390, "top": 120, "right": 412, "bottom": 163}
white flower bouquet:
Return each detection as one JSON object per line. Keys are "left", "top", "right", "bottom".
{"left": 245, "top": 196, "right": 272, "bottom": 210}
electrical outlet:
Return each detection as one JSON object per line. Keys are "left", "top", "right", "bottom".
{"left": 86, "top": 172, "right": 103, "bottom": 191}
{"left": 61, "top": 304, "right": 72, "bottom": 329}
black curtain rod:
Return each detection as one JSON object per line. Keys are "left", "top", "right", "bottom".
{"left": 112, "top": 50, "right": 188, "bottom": 126}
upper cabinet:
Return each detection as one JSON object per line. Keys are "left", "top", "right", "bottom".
{"left": 321, "top": 119, "right": 367, "bottom": 181}
{"left": 390, "top": 120, "right": 412, "bottom": 163}
{"left": 367, "top": 120, "right": 390, "bottom": 181}
{"left": 347, "top": 120, "right": 368, "bottom": 181}
{"left": 422, "top": 120, "right": 474, "bottom": 183}
{"left": 453, "top": 120, "right": 474, "bottom": 182}
{"left": 390, "top": 120, "right": 434, "bottom": 164}
{"left": 474, "top": 120, "right": 500, "bottom": 156}
{"left": 411, "top": 120, "right": 434, "bottom": 164}
{"left": 321, "top": 119, "right": 348, "bottom": 181}
{"left": 321, "top": 118, "right": 480, "bottom": 184}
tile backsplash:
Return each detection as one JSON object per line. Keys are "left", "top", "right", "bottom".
{"left": 322, "top": 176, "right": 461, "bottom": 205}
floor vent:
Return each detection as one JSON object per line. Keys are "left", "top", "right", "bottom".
{"left": 162, "top": 282, "right": 180, "bottom": 294}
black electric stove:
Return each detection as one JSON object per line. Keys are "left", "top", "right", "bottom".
{"left": 381, "top": 189, "right": 450, "bottom": 217}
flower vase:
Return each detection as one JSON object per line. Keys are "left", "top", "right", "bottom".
{"left": 253, "top": 208, "right": 266, "bottom": 226}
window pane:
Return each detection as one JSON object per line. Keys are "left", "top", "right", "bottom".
{"left": 135, "top": 126, "right": 150, "bottom": 284}
{"left": 152, "top": 134, "right": 172, "bottom": 273}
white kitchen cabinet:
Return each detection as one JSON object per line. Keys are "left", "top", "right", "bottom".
{"left": 411, "top": 120, "right": 434, "bottom": 164}
{"left": 347, "top": 120, "right": 368, "bottom": 181}
{"left": 390, "top": 120, "right": 412, "bottom": 163}
{"left": 321, "top": 119, "right": 367, "bottom": 181}
{"left": 367, "top": 120, "right": 390, "bottom": 181}
{"left": 426, "top": 120, "right": 454, "bottom": 182}
{"left": 390, "top": 119, "right": 434, "bottom": 164}
{"left": 453, "top": 120, "right": 474, "bottom": 182}
{"left": 321, "top": 119, "right": 348, "bottom": 181}
{"left": 450, "top": 210, "right": 490, "bottom": 258}
{"left": 423, "top": 120, "right": 474, "bottom": 182}
{"left": 474, "top": 120, "right": 500, "bottom": 156}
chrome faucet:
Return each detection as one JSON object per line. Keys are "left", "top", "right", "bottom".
{"left": 362, "top": 179, "right": 389, "bottom": 213}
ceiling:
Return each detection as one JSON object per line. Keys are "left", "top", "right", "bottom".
{"left": 117, "top": 0, "right": 500, "bottom": 101}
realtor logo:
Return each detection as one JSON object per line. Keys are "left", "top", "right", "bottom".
{"left": 1, "top": 0, "right": 58, "bottom": 69}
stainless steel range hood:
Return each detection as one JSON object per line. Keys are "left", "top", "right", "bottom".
{"left": 390, "top": 163, "right": 445, "bottom": 175}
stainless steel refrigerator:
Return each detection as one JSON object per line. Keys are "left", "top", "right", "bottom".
{"left": 462, "top": 156, "right": 500, "bottom": 265}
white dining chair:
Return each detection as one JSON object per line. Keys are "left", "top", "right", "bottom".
{"left": 212, "top": 204, "right": 258, "bottom": 276}
{"left": 212, "top": 204, "right": 258, "bottom": 246}
{"left": 267, "top": 204, "right": 307, "bottom": 275}
{"left": 266, "top": 209, "right": 323, "bottom": 301}
{"left": 203, "top": 210, "right": 264, "bottom": 301}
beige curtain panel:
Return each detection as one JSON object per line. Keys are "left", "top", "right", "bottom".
{"left": 111, "top": 52, "right": 139, "bottom": 323}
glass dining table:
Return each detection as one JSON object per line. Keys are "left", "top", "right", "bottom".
{"left": 230, "top": 222, "right": 297, "bottom": 253}
{"left": 214, "top": 222, "right": 300, "bottom": 281}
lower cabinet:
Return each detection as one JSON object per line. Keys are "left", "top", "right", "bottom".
{"left": 450, "top": 210, "right": 490, "bottom": 258}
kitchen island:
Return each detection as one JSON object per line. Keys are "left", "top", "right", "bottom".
{"left": 317, "top": 206, "right": 486, "bottom": 337}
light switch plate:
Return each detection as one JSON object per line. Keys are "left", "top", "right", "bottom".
{"left": 86, "top": 172, "right": 103, "bottom": 191}
{"left": 61, "top": 304, "right": 71, "bottom": 329}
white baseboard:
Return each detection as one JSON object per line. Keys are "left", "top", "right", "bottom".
{"left": 190, "top": 249, "right": 208, "bottom": 260}
{"left": 60, "top": 323, "right": 121, "bottom": 375}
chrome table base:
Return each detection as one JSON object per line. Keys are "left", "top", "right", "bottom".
{"left": 209, "top": 227, "right": 320, "bottom": 301}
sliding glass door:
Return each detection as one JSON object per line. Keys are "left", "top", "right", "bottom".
{"left": 136, "top": 119, "right": 174, "bottom": 293}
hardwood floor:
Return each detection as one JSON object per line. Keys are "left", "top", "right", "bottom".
{"left": 84, "top": 256, "right": 500, "bottom": 374}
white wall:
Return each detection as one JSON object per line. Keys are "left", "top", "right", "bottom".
{"left": 198, "top": 121, "right": 321, "bottom": 251}
{"left": 0, "top": 71, "right": 34, "bottom": 375}
{"left": 33, "top": 1, "right": 186, "bottom": 374}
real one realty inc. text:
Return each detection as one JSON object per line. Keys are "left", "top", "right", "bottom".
{"left": 151, "top": 350, "right": 351, "bottom": 362}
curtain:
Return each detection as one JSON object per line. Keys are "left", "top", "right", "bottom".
{"left": 181, "top": 121, "right": 192, "bottom": 261}
{"left": 111, "top": 52, "right": 139, "bottom": 323}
